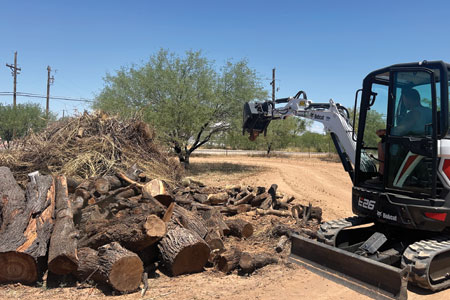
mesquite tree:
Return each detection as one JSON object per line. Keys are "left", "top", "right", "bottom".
{"left": 94, "top": 49, "right": 266, "bottom": 167}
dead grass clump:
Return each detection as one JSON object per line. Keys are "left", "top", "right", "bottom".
{"left": 0, "top": 111, "right": 182, "bottom": 183}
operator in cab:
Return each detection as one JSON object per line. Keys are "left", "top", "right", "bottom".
{"left": 376, "top": 88, "right": 432, "bottom": 177}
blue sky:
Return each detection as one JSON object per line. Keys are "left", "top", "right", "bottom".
{"left": 1, "top": 0, "right": 450, "bottom": 131}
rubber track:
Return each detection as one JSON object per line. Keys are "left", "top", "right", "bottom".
{"left": 401, "top": 236, "right": 450, "bottom": 291}
{"left": 316, "top": 216, "right": 370, "bottom": 246}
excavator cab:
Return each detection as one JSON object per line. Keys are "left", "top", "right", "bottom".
{"left": 353, "top": 61, "right": 450, "bottom": 231}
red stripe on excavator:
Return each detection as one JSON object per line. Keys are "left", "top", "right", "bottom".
{"left": 424, "top": 212, "right": 447, "bottom": 222}
{"left": 443, "top": 159, "right": 450, "bottom": 180}
{"left": 397, "top": 154, "right": 419, "bottom": 181}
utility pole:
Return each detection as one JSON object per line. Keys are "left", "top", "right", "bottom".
{"left": 6, "top": 51, "right": 21, "bottom": 108}
{"left": 271, "top": 68, "right": 276, "bottom": 102}
{"left": 46, "top": 66, "right": 55, "bottom": 116}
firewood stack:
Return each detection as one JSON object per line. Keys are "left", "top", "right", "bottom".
{"left": 0, "top": 166, "right": 322, "bottom": 294}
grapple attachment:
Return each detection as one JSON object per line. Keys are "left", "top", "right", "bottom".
{"left": 242, "top": 101, "right": 273, "bottom": 139}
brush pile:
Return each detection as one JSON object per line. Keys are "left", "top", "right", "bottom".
{"left": 0, "top": 111, "right": 181, "bottom": 184}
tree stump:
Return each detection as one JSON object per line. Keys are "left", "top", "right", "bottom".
{"left": 0, "top": 168, "right": 55, "bottom": 284}
{"left": 48, "top": 175, "right": 79, "bottom": 275}
{"left": 158, "top": 227, "right": 210, "bottom": 276}
{"left": 97, "top": 242, "right": 143, "bottom": 292}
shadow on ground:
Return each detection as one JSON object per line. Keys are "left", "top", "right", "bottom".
{"left": 188, "top": 162, "right": 264, "bottom": 176}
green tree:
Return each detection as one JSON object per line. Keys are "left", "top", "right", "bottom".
{"left": 0, "top": 103, "right": 53, "bottom": 148}
{"left": 350, "top": 108, "right": 385, "bottom": 148}
{"left": 94, "top": 49, "right": 266, "bottom": 167}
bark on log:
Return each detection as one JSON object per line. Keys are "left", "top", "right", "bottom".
{"left": 239, "top": 252, "right": 278, "bottom": 273}
{"left": 214, "top": 248, "right": 242, "bottom": 273}
{"left": 66, "top": 177, "right": 80, "bottom": 194}
{"left": 275, "top": 235, "right": 289, "bottom": 253}
{"left": 94, "top": 177, "right": 110, "bottom": 195}
{"left": 233, "top": 192, "right": 254, "bottom": 205}
{"left": 158, "top": 227, "right": 210, "bottom": 276}
{"left": 171, "top": 205, "right": 208, "bottom": 239}
{"left": 259, "top": 197, "right": 273, "bottom": 210}
{"left": 104, "top": 175, "right": 123, "bottom": 190}
{"left": 220, "top": 204, "right": 252, "bottom": 216}
{"left": 98, "top": 242, "right": 143, "bottom": 292}
{"left": 199, "top": 208, "right": 229, "bottom": 236}
{"left": 73, "top": 247, "right": 103, "bottom": 282}
{"left": 207, "top": 192, "right": 229, "bottom": 205}
{"left": 204, "top": 228, "right": 225, "bottom": 252}
{"left": 251, "top": 192, "right": 270, "bottom": 207}
{"left": 225, "top": 219, "right": 253, "bottom": 238}
{"left": 0, "top": 168, "right": 55, "bottom": 284}
{"left": 142, "top": 179, "right": 173, "bottom": 207}
{"left": 48, "top": 175, "right": 79, "bottom": 275}
{"left": 79, "top": 213, "right": 166, "bottom": 251}
{"left": 256, "top": 208, "right": 292, "bottom": 217}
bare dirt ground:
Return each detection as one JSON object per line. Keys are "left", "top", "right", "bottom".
{"left": 1, "top": 155, "right": 449, "bottom": 300}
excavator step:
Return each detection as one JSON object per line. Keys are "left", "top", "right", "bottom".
{"left": 289, "top": 234, "right": 409, "bottom": 299}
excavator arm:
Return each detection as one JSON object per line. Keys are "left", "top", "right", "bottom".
{"left": 243, "top": 92, "right": 376, "bottom": 180}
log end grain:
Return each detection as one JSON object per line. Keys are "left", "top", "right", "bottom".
{"left": 109, "top": 255, "right": 143, "bottom": 292}
{"left": 0, "top": 252, "right": 37, "bottom": 284}
{"left": 171, "top": 242, "right": 210, "bottom": 276}
{"left": 48, "top": 255, "right": 78, "bottom": 275}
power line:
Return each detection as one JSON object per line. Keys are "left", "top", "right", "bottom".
{"left": 0, "top": 91, "right": 94, "bottom": 103}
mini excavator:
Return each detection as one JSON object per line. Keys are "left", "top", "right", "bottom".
{"left": 243, "top": 61, "right": 450, "bottom": 299}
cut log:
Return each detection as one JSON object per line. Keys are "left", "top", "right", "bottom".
{"left": 214, "top": 248, "right": 242, "bottom": 273}
{"left": 275, "top": 235, "right": 289, "bottom": 253}
{"left": 233, "top": 192, "right": 254, "bottom": 205}
{"left": 0, "top": 168, "right": 55, "bottom": 284}
{"left": 48, "top": 175, "right": 79, "bottom": 275}
{"left": 98, "top": 242, "right": 143, "bottom": 292}
{"left": 142, "top": 179, "right": 173, "bottom": 207}
{"left": 199, "top": 208, "right": 229, "bottom": 236}
{"left": 94, "top": 177, "right": 110, "bottom": 195}
{"left": 79, "top": 213, "right": 166, "bottom": 251}
{"left": 251, "top": 192, "right": 270, "bottom": 207}
{"left": 193, "top": 193, "right": 208, "bottom": 204}
{"left": 267, "top": 184, "right": 278, "bottom": 201}
{"left": 207, "top": 192, "right": 228, "bottom": 205}
{"left": 104, "top": 175, "right": 123, "bottom": 190}
{"left": 259, "top": 197, "right": 273, "bottom": 210}
{"left": 171, "top": 205, "right": 208, "bottom": 239}
{"left": 204, "top": 228, "right": 225, "bottom": 252}
{"left": 158, "top": 227, "right": 210, "bottom": 276}
{"left": 239, "top": 252, "right": 278, "bottom": 273}
{"left": 256, "top": 208, "right": 292, "bottom": 217}
{"left": 73, "top": 247, "right": 103, "bottom": 282}
{"left": 220, "top": 204, "right": 252, "bottom": 216}
{"left": 66, "top": 177, "right": 80, "bottom": 194}
{"left": 225, "top": 219, "right": 253, "bottom": 238}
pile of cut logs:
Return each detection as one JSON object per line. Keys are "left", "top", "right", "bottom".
{"left": 0, "top": 165, "right": 322, "bottom": 294}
